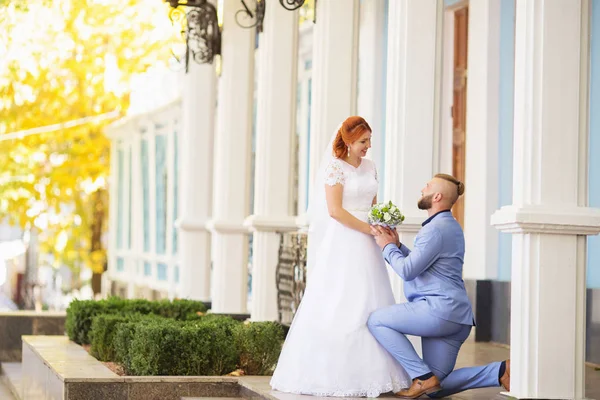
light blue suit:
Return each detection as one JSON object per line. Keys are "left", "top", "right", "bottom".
{"left": 367, "top": 211, "right": 502, "bottom": 398}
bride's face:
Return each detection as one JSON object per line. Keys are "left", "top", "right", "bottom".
{"left": 349, "top": 131, "right": 372, "bottom": 158}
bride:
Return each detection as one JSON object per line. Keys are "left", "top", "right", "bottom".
{"left": 270, "top": 116, "right": 410, "bottom": 397}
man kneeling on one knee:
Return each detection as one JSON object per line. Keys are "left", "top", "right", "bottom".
{"left": 368, "top": 174, "right": 510, "bottom": 399}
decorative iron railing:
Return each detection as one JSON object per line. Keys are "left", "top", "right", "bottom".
{"left": 275, "top": 232, "right": 308, "bottom": 326}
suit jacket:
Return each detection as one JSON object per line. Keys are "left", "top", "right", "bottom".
{"left": 382, "top": 210, "right": 475, "bottom": 326}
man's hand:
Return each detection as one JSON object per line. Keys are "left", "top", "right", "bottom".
{"left": 390, "top": 228, "right": 400, "bottom": 247}
{"left": 371, "top": 226, "right": 399, "bottom": 250}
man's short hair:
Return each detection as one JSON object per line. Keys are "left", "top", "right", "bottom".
{"left": 434, "top": 173, "right": 465, "bottom": 197}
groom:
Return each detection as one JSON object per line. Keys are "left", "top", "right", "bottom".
{"left": 368, "top": 174, "right": 509, "bottom": 399}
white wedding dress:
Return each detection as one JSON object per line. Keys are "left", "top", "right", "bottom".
{"left": 270, "top": 157, "right": 410, "bottom": 397}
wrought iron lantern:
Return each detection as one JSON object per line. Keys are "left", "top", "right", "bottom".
{"left": 279, "top": 0, "right": 305, "bottom": 11}
{"left": 279, "top": 0, "right": 317, "bottom": 23}
{"left": 235, "top": 0, "right": 266, "bottom": 33}
{"left": 234, "top": 0, "right": 316, "bottom": 34}
{"left": 166, "top": 0, "right": 221, "bottom": 69}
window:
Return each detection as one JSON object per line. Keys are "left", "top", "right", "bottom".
{"left": 155, "top": 134, "right": 168, "bottom": 255}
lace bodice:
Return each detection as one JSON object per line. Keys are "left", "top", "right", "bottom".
{"left": 324, "top": 158, "right": 378, "bottom": 211}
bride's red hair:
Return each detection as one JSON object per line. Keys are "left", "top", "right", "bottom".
{"left": 332, "top": 116, "right": 372, "bottom": 158}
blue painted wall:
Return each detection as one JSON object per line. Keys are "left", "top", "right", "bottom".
{"left": 588, "top": 0, "right": 600, "bottom": 288}
{"left": 497, "top": 0, "right": 515, "bottom": 282}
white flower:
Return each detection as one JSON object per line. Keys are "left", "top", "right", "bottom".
{"left": 384, "top": 213, "right": 391, "bottom": 222}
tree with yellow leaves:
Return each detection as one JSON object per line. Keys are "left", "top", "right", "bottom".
{"left": 0, "top": 0, "right": 181, "bottom": 294}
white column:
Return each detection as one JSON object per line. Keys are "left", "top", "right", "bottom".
{"left": 384, "top": 0, "right": 442, "bottom": 356}
{"left": 307, "top": 0, "right": 360, "bottom": 196}
{"left": 107, "top": 130, "right": 119, "bottom": 290}
{"left": 384, "top": 0, "right": 442, "bottom": 301}
{"left": 245, "top": 2, "right": 299, "bottom": 321}
{"left": 463, "top": 0, "right": 500, "bottom": 280}
{"left": 176, "top": 52, "right": 217, "bottom": 302}
{"left": 128, "top": 135, "right": 140, "bottom": 299}
{"left": 130, "top": 125, "right": 144, "bottom": 298}
{"left": 208, "top": 0, "right": 255, "bottom": 314}
{"left": 294, "top": 25, "right": 314, "bottom": 220}
{"left": 357, "top": 0, "right": 387, "bottom": 190}
{"left": 491, "top": 1, "right": 599, "bottom": 398}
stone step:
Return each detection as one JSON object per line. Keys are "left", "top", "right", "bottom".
{"left": 0, "top": 362, "right": 21, "bottom": 399}
{"left": 0, "top": 380, "right": 17, "bottom": 400}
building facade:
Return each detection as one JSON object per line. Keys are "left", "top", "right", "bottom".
{"left": 107, "top": 1, "right": 600, "bottom": 398}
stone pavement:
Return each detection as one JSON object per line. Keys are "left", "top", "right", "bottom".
{"left": 242, "top": 341, "right": 600, "bottom": 400}
{"left": 2, "top": 340, "right": 599, "bottom": 399}
{"left": 0, "top": 379, "right": 16, "bottom": 400}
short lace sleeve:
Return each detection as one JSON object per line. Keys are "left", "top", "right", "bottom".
{"left": 324, "top": 159, "right": 346, "bottom": 186}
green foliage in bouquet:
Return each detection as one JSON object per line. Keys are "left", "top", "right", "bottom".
{"left": 368, "top": 201, "right": 405, "bottom": 228}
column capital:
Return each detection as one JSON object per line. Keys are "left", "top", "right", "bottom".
{"left": 491, "top": 205, "right": 600, "bottom": 235}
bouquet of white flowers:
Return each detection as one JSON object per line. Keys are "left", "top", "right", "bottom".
{"left": 368, "top": 201, "right": 405, "bottom": 228}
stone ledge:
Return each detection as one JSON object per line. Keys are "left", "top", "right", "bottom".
{"left": 0, "top": 311, "right": 66, "bottom": 317}
{"left": 0, "top": 362, "right": 21, "bottom": 399}
{"left": 0, "top": 312, "right": 66, "bottom": 362}
{"left": 19, "top": 336, "right": 271, "bottom": 400}
{"left": 23, "top": 335, "right": 117, "bottom": 381}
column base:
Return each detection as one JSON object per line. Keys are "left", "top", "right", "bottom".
{"left": 178, "top": 229, "right": 211, "bottom": 302}
{"left": 210, "top": 231, "right": 249, "bottom": 314}
{"left": 249, "top": 231, "right": 281, "bottom": 321}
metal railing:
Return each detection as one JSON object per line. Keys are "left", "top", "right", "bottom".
{"left": 275, "top": 232, "right": 308, "bottom": 326}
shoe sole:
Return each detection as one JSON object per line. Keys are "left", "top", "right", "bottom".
{"left": 395, "top": 385, "right": 442, "bottom": 399}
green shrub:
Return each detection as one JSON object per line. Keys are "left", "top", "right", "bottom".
{"left": 113, "top": 320, "right": 141, "bottom": 374}
{"left": 81, "top": 306, "right": 285, "bottom": 377}
{"left": 66, "top": 297, "right": 207, "bottom": 345}
{"left": 128, "top": 316, "right": 240, "bottom": 376}
{"left": 90, "top": 313, "right": 162, "bottom": 362}
{"left": 66, "top": 297, "right": 126, "bottom": 344}
{"left": 154, "top": 299, "right": 207, "bottom": 320}
{"left": 235, "top": 322, "right": 285, "bottom": 375}
{"left": 89, "top": 314, "right": 129, "bottom": 361}
{"left": 112, "top": 315, "right": 163, "bottom": 373}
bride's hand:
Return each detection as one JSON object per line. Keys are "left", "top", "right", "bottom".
{"left": 365, "top": 223, "right": 377, "bottom": 236}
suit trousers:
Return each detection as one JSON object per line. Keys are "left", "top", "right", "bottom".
{"left": 367, "top": 299, "right": 502, "bottom": 398}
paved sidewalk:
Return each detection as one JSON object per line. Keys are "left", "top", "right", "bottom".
{"left": 244, "top": 341, "right": 600, "bottom": 400}
{"left": 0, "top": 380, "right": 16, "bottom": 400}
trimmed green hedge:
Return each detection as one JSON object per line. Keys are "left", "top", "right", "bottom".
{"left": 113, "top": 319, "right": 146, "bottom": 373}
{"left": 236, "top": 321, "right": 284, "bottom": 375}
{"left": 66, "top": 297, "right": 206, "bottom": 345}
{"left": 89, "top": 313, "right": 162, "bottom": 362}
{"left": 129, "top": 316, "right": 240, "bottom": 376}
{"left": 73, "top": 299, "right": 284, "bottom": 376}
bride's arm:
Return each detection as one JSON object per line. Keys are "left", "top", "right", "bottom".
{"left": 325, "top": 184, "right": 373, "bottom": 235}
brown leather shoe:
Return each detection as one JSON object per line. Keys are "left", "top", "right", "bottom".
{"left": 499, "top": 359, "right": 510, "bottom": 391}
{"left": 395, "top": 375, "right": 441, "bottom": 398}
